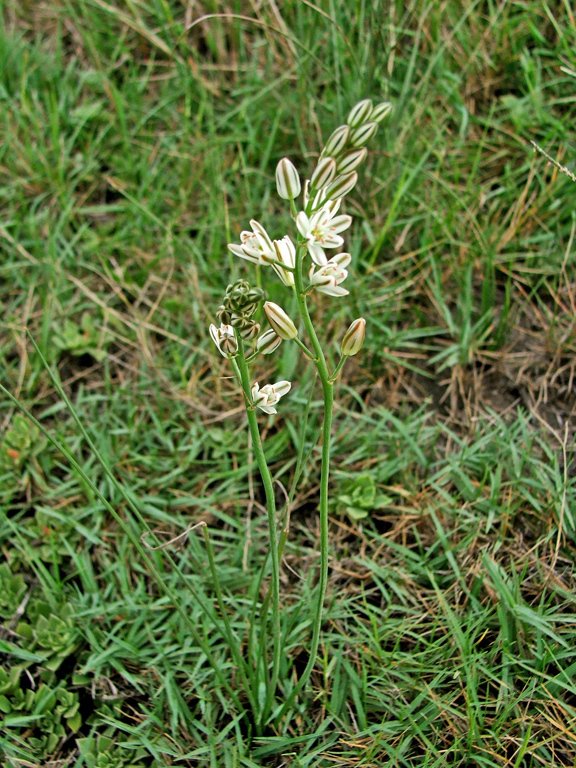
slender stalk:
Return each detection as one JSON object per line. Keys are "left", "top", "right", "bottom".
{"left": 330, "top": 355, "right": 348, "bottom": 382}
{"left": 231, "top": 342, "right": 281, "bottom": 725}
{"left": 274, "top": 239, "right": 334, "bottom": 718}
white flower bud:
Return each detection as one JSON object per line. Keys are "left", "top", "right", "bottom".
{"left": 275, "top": 157, "right": 301, "bottom": 200}
{"left": 323, "top": 125, "right": 350, "bottom": 156}
{"left": 310, "top": 157, "right": 337, "bottom": 189}
{"left": 349, "top": 121, "right": 378, "bottom": 147}
{"left": 264, "top": 301, "right": 298, "bottom": 340}
{"left": 256, "top": 329, "right": 282, "bottom": 355}
{"left": 341, "top": 318, "right": 366, "bottom": 357}
{"left": 324, "top": 171, "right": 358, "bottom": 200}
{"left": 346, "top": 99, "right": 373, "bottom": 128}
{"left": 336, "top": 148, "right": 367, "bottom": 174}
{"left": 371, "top": 101, "right": 393, "bottom": 123}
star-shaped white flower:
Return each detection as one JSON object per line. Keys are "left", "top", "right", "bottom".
{"left": 251, "top": 380, "right": 291, "bottom": 415}
{"left": 309, "top": 252, "right": 351, "bottom": 297}
{"left": 296, "top": 200, "right": 352, "bottom": 266}
{"left": 228, "top": 220, "right": 274, "bottom": 264}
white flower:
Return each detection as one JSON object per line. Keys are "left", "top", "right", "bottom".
{"left": 228, "top": 219, "right": 274, "bottom": 264}
{"left": 266, "top": 236, "right": 295, "bottom": 287}
{"left": 309, "top": 252, "right": 351, "bottom": 297}
{"left": 251, "top": 380, "right": 291, "bottom": 414}
{"left": 296, "top": 200, "right": 352, "bottom": 266}
{"left": 209, "top": 323, "right": 237, "bottom": 357}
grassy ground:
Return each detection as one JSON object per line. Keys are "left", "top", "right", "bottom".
{"left": 1, "top": 0, "right": 576, "bottom": 765}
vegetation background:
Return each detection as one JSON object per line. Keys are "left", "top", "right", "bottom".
{"left": 1, "top": 0, "right": 575, "bottom": 766}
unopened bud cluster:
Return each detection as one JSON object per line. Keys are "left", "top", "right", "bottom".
{"left": 210, "top": 282, "right": 294, "bottom": 369}
{"left": 301, "top": 98, "right": 392, "bottom": 213}
{"left": 215, "top": 280, "right": 265, "bottom": 342}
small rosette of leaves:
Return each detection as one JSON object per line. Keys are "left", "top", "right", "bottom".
{"left": 17, "top": 601, "right": 79, "bottom": 672}
{"left": 77, "top": 733, "right": 148, "bottom": 768}
{"left": 335, "top": 473, "right": 391, "bottom": 521}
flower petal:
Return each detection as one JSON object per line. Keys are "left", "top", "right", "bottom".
{"left": 317, "top": 284, "right": 349, "bottom": 297}
{"left": 329, "top": 214, "right": 352, "bottom": 233}
{"left": 273, "top": 380, "right": 291, "bottom": 397}
{"left": 228, "top": 243, "right": 259, "bottom": 263}
{"left": 296, "top": 211, "right": 311, "bottom": 238}
{"left": 332, "top": 252, "right": 352, "bottom": 268}
{"left": 250, "top": 220, "right": 274, "bottom": 251}
{"left": 308, "top": 242, "right": 328, "bottom": 265}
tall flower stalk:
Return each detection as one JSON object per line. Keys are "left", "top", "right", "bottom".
{"left": 208, "top": 98, "right": 391, "bottom": 725}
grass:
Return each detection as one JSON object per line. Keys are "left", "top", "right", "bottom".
{"left": 1, "top": 0, "right": 576, "bottom": 765}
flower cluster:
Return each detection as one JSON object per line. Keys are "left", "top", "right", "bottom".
{"left": 211, "top": 98, "right": 390, "bottom": 412}
{"left": 227, "top": 97, "right": 390, "bottom": 290}
{"left": 214, "top": 279, "right": 265, "bottom": 342}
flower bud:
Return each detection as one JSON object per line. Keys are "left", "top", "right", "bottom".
{"left": 370, "top": 101, "right": 393, "bottom": 123}
{"left": 275, "top": 157, "right": 301, "bottom": 200}
{"left": 310, "top": 157, "right": 337, "bottom": 190}
{"left": 324, "top": 171, "right": 358, "bottom": 200}
{"left": 322, "top": 125, "right": 350, "bottom": 156}
{"left": 240, "top": 321, "right": 260, "bottom": 341}
{"left": 256, "top": 329, "right": 282, "bottom": 355}
{"left": 264, "top": 301, "right": 298, "bottom": 340}
{"left": 349, "top": 121, "right": 378, "bottom": 147}
{"left": 346, "top": 99, "right": 373, "bottom": 128}
{"left": 336, "top": 148, "right": 367, "bottom": 174}
{"left": 341, "top": 318, "right": 366, "bottom": 357}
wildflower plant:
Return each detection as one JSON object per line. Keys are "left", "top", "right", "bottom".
{"left": 208, "top": 98, "right": 390, "bottom": 728}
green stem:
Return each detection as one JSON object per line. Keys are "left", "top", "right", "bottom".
{"left": 275, "top": 239, "right": 334, "bottom": 719}
{"left": 330, "top": 355, "right": 348, "bottom": 382}
{"left": 231, "top": 342, "right": 281, "bottom": 725}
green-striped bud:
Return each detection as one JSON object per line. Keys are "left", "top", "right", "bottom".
{"left": 256, "top": 329, "right": 282, "bottom": 355}
{"left": 310, "top": 157, "right": 337, "bottom": 189}
{"left": 341, "top": 318, "right": 366, "bottom": 357}
{"left": 371, "top": 101, "right": 393, "bottom": 123}
{"left": 336, "top": 148, "right": 367, "bottom": 174}
{"left": 349, "top": 121, "right": 378, "bottom": 148}
{"left": 346, "top": 99, "right": 373, "bottom": 128}
{"left": 239, "top": 320, "right": 260, "bottom": 341}
{"left": 264, "top": 301, "right": 298, "bottom": 340}
{"left": 275, "top": 157, "right": 301, "bottom": 200}
{"left": 324, "top": 171, "right": 358, "bottom": 200}
{"left": 323, "top": 125, "right": 350, "bottom": 156}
